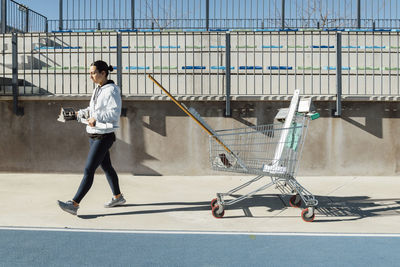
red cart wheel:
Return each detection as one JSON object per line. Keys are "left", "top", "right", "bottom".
{"left": 301, "top": 208, "right": 315, "bottom": 222}
{"left": 210, "top": 198, "right": 218, "bottom": 208}
{"left": 212, "top": 205, "right": 225, "bottom": 219}
{"left": 289, "top": 195, "right": 302, "bottom": 208}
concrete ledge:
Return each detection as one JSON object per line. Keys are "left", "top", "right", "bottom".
{"left": 342, "top": 95, "right": 400, "bottom": 101}
{"left": 0, "top": 95, "right": 92, "bottom": 101}
{"left": 2, "top": 94, "right": 400, "bottom": 102}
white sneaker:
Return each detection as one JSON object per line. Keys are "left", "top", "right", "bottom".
{"left": 104, "top": 195, "right": 126, "bottom": 208}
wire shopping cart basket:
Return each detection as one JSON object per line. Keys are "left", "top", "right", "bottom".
{"left": 147, "top": 74, "right": 319, "bottom": 222}
{"left": 210, "top": 112, "right": 319, "bottom": 222}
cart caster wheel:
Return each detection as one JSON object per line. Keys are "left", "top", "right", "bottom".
{"left": 212, "top": 205, "right": 225, "bottom": 219}
{"left": 211, "top": 198, "right": 218, "bottom": 208}
{"left": 301, "top": 208, "right": 315, "bottom": 222}
{"left": 289, "top": 195, "right": 302, "bottom": 208}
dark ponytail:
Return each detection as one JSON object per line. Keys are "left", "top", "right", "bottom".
{"left": 91, "top": 60, "right": 114, "bottom": 76}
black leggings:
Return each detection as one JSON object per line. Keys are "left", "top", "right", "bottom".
{"left": 73, "top": 133, "right": 121, "bottom": 203}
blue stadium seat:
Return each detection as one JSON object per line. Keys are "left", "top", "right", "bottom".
{"left": 125, "top": 66, "right": 149, "bottom": 70}
{"left": 210, "top": 66, "right": 235, "bottom": 70}
{"left": 182, "top": 66, "right": 206, "bottom": 70}
{"left": 159, "top": 45, "right": 181, "bottom": 49}
{"left": 239, "top": 66, "right": 263, "bottom": 70}
{"left": 267, "top": 66, "right": 293, "bottom": 70}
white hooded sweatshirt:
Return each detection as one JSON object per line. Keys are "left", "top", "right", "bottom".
{"left": 78, "top": 80, "right": 122, "bottom": 134}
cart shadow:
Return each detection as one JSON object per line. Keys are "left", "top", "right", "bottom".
{"left": 313, "top": 196, "right": 400, "bottom": 222}
{"left": 77, "top": 195, "right": 400, "bottom": 221}
{"left": 226, "top": 194, "right": 400, "bottom": 221}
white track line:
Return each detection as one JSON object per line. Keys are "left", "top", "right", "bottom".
{"left": 1, "top": 226, "right": 400, "bottom": 238}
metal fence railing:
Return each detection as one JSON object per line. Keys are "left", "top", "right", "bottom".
{"left": 49, "top": 18, "right": 400, "bottom": 32}
{"left": 2, "top": 0, "right": 400, "bottom": 33}
{"left": 2, "top": 30, "right": 400, "bottom": 99}
{"left": 1, "top": 0, "right": 48, "bottom": 33}
{"left": 49, "top": 0, "right": 400, "bottom": 32}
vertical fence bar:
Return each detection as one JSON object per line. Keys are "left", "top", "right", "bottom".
{"left": 117, "top": 33, "right": 123, "bottom": 96}
{"left": 206, "top": 0, "right": 209, "bottom": 31}
{"left": 21, "top": 32, "right": 25, "bottom": 94}
{"left": 59, "top": 0, "right": 63, "bottom": 30}
{"left": 261, "top": 31, "right": 264, "bottom": 94}
{"left": 24, "top": 7, "right": 28, "bottom": 32}
{"left": 357, "top": 0, "right": 361, "bottom": 29}
{"left": 281, "top": 0, "right": 285, "bottom": 29}
{"left": 225, "top": 32, "right": 231, "bottom": 117}
{"left": 12, "top": 33, "right": 22, "bottom": 115}
{"left": 1, "top": 30, "right": 5, "bottom": 94}
{"left": 335, "top": 31, "right": 342, "bottom": 117}
{"left": 1, "top": 0, "right": 6, "bottom": 33}
{"left": 131, "top": 0, "right": 135, "bottom": 29}
{"left": 245, "top": 32, "right": 248, "bottom": 94}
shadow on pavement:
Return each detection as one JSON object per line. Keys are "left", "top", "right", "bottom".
{"left": 78, "top": 201, "right": 211, "bottom": 219}
{"left": 77, "top": 195, "right": 400, "bottom": 221}
{"left": 314, "top": 196, "right": 400, "bottom": 222}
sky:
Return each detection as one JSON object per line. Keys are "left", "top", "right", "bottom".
{"left": 18, "top": 0, "right": 59, "bottom": 19}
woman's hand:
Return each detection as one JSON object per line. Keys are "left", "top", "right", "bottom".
{"left": 88, "top": 117, "right": 96, "bottom": 127}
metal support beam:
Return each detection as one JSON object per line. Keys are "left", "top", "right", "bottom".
{"left": 357, "top": 0, "right": 361, "bottom": 28}
{"left": 12, "top": 33, "right": 23, "bottom": 116}
{"left": 225, "top": 33, "right": 231, "bottom": 117}
{"left": 117, "top": 32, "right": 127, "bottom": 116}
{"left": 206, "top": 0, "right": 210, "bottom": 30}
{"left": 59, "top": 0, "right": 63, "bottom": 30}
{"left": 116, "top": 33, "right": 123, "bottom": 97}
{"left": 1, "top": 0, "right": 6, "bottom": 33}
{"left": 131, "top": 0, "right": 135, "bottom": 29}
{"left": 24, "top": 8, "right": 29, "bottom": 32}
{"left": 12, "top": 33, "right": 18, "bottom": 113}
{"left": 281, "top": 0, "right": 285, "bottom": 29}
{"left": 334, "top": 32, "right": 342, "bottom": 117}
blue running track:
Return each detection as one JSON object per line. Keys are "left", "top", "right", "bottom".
{"left": 1, "top": 228, "right": 400, "bottom": 266}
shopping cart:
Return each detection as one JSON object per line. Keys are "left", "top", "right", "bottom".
{"left": 210, "top": 111, "right": 319, "bottom": 222}
{"left": 147, "top": 74, "right": 319, "bottom": 222}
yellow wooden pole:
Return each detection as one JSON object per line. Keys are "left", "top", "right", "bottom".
{"left": 148, "top": 74, "right": 234, "bottom": 155}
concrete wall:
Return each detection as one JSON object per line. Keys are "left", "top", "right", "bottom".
{"left": 1, "top": 98, "right": 399, "bottom": 176}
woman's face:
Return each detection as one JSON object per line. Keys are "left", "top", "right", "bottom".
{"left": 89, "top": 65, "right": 106, "bottom": 85}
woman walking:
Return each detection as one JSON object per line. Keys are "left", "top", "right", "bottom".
{"left": 58, "top": 60, "right": 125, "bottom": 215}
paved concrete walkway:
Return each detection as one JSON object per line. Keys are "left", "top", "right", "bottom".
{"left": 1, "top": 173, "right": 400, "bottom": 233}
